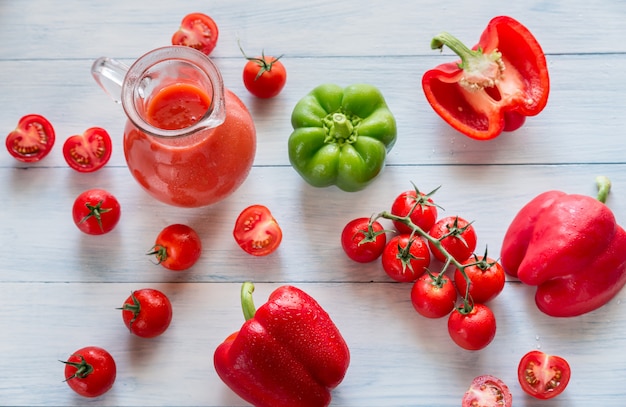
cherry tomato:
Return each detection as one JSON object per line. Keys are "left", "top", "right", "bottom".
{"left": 381, "top": 235, "right": 430, "bottom": 283}
{"left": 455, "top": 255, "right": 505, "bottom": 303}
{"left": 518, "top": 350, "right": 571, "bottom": 400}
{"left": 62, "top": 127, "right": 112, "bottom": 173}
{"left": 5, "top": 114, "right": 55, "bottom": 162}
{"left": 428, "top": 216, "right": 477, "bottom": 262}
{"left": 121, "top": 288, "right": 173, "bottom": 338}
{"left": 171, "top": 13, "right": 219, "bottom": 55}
{"left": 410, "top": 272, "right": 457, "bottom": 318}
{"left": 447, "top": 303, "right": 496, "bottom": 350}
{"left": 390, "top": 185, "right": 440, "bottom": 234}
{"left": 462, "top": 375, "right": 512, "bottom": 407}
{"left": 233, "top": 205, "right": 282, "bottom": 256}
{"left": 61, "top": 346, "right": 116, "bottom": 398}
{"left": 148, "top": 224, "right": 202, "bottom": 271}
{"left": 341, "top": 217, "right": 387, "bottom": 263}
{"left": 72, "top": 189, "right": 121, "bottom": 235}
{"left": 240, "top": 44, "right": 287, "bottom": 99}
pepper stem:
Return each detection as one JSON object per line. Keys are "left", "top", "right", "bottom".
{"left": 595, "top": 176, "right": 611, "bottom": 203}
{"left": 430, "top": 32, "right": 504, "bottom": 90}
{"left": 325, "top": 113, "right": 356, "bottom": 145}
{"left": 241, "top": 282, "right": 257, "bottom": 321}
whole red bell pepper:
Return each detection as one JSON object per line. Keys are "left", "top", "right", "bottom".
{"left": 214, "top": 282, "right": 350, "bottom": 407}
{"left": 501, "top": 177, "right": 626, "bottom": 317}
{"left": 422, "top": 16, "right": 550, "bottom": 140}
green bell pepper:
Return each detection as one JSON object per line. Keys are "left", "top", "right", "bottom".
{"left": 288, "top": 83, "right": 397, "bottom": 192}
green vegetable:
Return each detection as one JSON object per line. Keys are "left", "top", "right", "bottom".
{"left": 288, "top": 83, "right": 397, "bottom": 192}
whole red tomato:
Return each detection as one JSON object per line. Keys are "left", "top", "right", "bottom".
{"left": 447, "top": 303, "right": 496, "bottom": 350}
{"left": 62, "top": 127, "right": 112, "bottom": 173}
{"left": 518, "top": 350, "right": 571, "bottom": 400}
{"left": 148, "top": 224, "right": 202, "bottom": 271}
{"left": 341, "top": 217, "right": 387, "bottom": 263}
{"left": 462, "top": 375, "right": 512, "bottom": 407}
{"left": 390, "top": 185, "right": 440, "bottom": 234}
{"left": 410, "top": 272, "right": 457, "bottom": 318}
{"left": 121, "top": 288, "right": 173, "bottom": 338}
{"left": 381, "top": 235, "right": 430, "bottom": 283}
{"left": 240, "top": 44, "right": 287, "bottom": 98}
{"left": 455, "top": 255, "right": 505, "bottom": 303}
{"left": 233, "top": 205, "right": 282, "bottom": 256}
{"left": 5, "top": 114, "right": 55, "bottom": 162}
{"left": 61, "top": 346, "right": 116, "bottom": 398}
{"left": 72, "top": 189, "right": 121, "bottom": 235}
{"left": 428, "top": 216, "right": 477, "bottom": 262}
{"left": 171, "top": 13, "right": 219, "bottom": 55}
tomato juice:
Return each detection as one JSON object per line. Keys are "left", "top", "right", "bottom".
{"left": 123, "top": 82, "right": 256, "bottom": 207}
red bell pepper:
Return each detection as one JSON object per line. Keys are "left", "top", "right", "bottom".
{"left": 214, "top": 282, "right": 350, "bottom": 407}
{"left": 422, "top": 16, "right": 550, "bottom": 140}
{"left": 501, "top": 177, "right": 626, "bottom": 317}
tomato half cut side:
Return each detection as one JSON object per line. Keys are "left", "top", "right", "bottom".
{"left": 233, "top": 205, "right": 282, "bottom": 256}
{"left": 5, "top": 114, "right": 55, "bottom": 162}
{"left": 172, "top": 13, "right": 219, "bottom": 56}
{"left": 462, "top": 375, "right": 512, "bottom": 407}
{"left": 63, "top": 127, "right": 112, "bottom": 172}
{"left": 518, "top": 350, "right": 571, "bottom": 400}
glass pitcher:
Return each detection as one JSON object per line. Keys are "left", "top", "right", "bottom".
{"left": 91, "top": 46, "right": 256, "bottom": 208}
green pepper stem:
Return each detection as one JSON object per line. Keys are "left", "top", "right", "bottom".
{"left": 241, "top": 282, "right": 257, "bottom": 321}
{"left": 329, "top": 113, "right": 354, "bottom": 143}
{"left": 595, "top": 175, "right": 611, "bottom": 203}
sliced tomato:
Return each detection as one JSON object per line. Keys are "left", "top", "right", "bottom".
{"left": 5, "top": 114, "right": 55, "bottom": 162}
{"left": 462, "top": 375, "right": 512, "bottom": 406}
{"left": 172, "top": 13, "right": 219, "bottom": 56}
{"left": 233, "top": 205, "right": 282, "bottom": 256}
{"left": 62, "top": 127, "right": 112, "bottom": 172}
{"left": 518, "top": 350, "right": 571, "bottom": 400}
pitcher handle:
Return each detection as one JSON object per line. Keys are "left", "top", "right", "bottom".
{"left": 91, "top": 57, "right": 129, "bottom": 104}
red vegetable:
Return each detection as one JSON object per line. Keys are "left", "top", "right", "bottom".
{"left": 148, "top": 224, "right": 202, "bottom": 271}
{"left": 72, "top": 188, "right": 121, "bottom": 235}
{"left": 462, "top": 375, "right": 512, "bottom": 407}
{"left": 5, "top": 114, "right": 55, "bottom": 162}
{"left": 233, "top": 205, "right": 282, "bottom": 256}
{"left": 410, "top": 271, "right": 457, "bottom": 318}
{"left": 501, "top": 176, "right": 626, "bottom": 317}
{"left": 422, "top": 16, "right": 549, "bottom": 140}
{"left": 171, "top": 13, "right": 219, "bottom": 55}
{"left": 214, "top": 282, "right": 350, "bottom": 407}
{"left": 341, "top": 217, "right": 387, "bottom": 263}
{"left": 240, "top": 45, "right": 287, "bottom": 99}
{"left": 62, "top": 127, "right": 112, "bottom": 173}
{"left": 447, "top": 303, "right": 496, "bottom": 350}
{"left": 518, "top": 350, "right": 571, "bottom": 400}
{"left": 120, "top": 288, "right": 173, "bottom": 338}
{"left": 61, "top": 346, "right": 116, "bottom": 398}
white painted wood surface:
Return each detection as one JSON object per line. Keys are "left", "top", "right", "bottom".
{"left": 1, "top": 1, "right": 625, "bottom": 405}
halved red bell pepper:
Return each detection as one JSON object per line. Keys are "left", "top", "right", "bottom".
{"left": 501, "top": 177, "right": 626, "bottom": 317}
{"left": 214, "top": 282, "right": 350, "bottom": 407}
{"left": 422, "top": 16, "right": 550, "bottom": 140}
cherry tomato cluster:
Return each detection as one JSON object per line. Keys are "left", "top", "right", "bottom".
{"left": 342, "top": 183, "right": 505, "bottom": 351}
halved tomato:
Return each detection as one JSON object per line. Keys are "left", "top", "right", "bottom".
{"left": 233, "top": 205, "right": 282, "bottom": 256}
{"left": 171, "top": 13, "right": 219, "bottom": 55}
{"left": 62, "top": 127, "right": 112, "bottom": 172}
{"left": 462, "top": 375, "right": 512, "bottom": 406}
{"left": 518, "top": 350, "right": 571, "bottom": 400}
{"left": 5, "top": 114, "right": 55, "bottom": 162}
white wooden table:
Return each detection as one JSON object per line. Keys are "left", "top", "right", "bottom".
{"left": 1, "top": 1, "right": 626, "bottom": 406}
